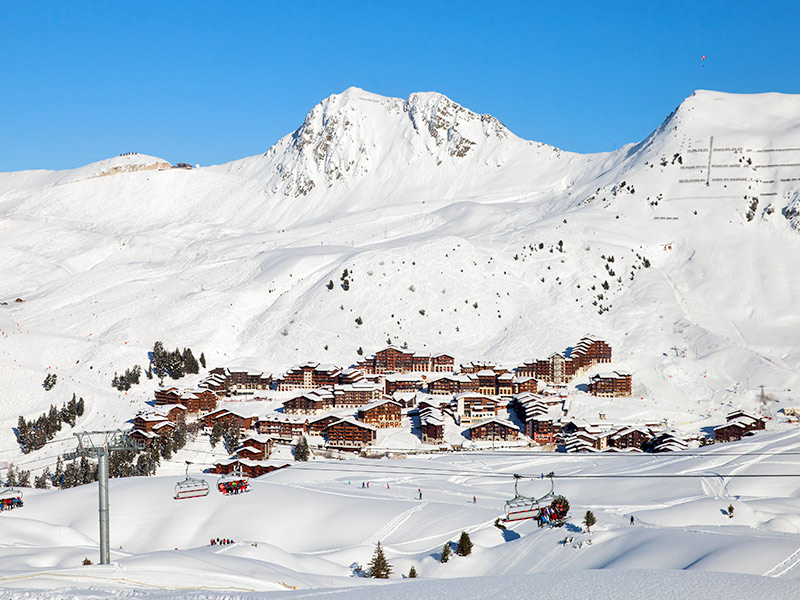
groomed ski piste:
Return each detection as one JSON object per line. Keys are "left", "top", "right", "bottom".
{"left": 2, "top": 428, "right": 800, "bottom": 598}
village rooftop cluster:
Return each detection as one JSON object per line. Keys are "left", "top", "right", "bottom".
{"left": 129, "top": 336, "right": 767, "bottom": 476}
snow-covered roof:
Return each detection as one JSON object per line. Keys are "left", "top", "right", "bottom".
{"left": 467, "top": 417, "right": 518, "bottom": 431}
{"left": 330, "top": 417, "right": 378, "bottom": 431}
{"left": 358, "top": 398, "right": 401, "bottom": 412}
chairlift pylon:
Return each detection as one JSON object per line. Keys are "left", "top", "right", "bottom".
{"left": 174, "top": 461, "right": 209, "bottom": 500}
{"left": 0, "top": 487, "right": 24, "bottom": 512}
{"left": 217, "top": 466, "right": 250, "bottom": 496}
{"left": 501, "top": 472, "right": 558, "bottom": 524}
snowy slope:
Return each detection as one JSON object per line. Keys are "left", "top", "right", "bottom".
{"left": 1, "top": 87, "right": 800, "bottom": 548}
{"left": 2, "top": 432, "right": 800, "bottom": 595}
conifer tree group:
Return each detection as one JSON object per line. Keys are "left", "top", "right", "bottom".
{"left": 111, "top": 365, "right": 142, "bottom": 391}
{"left": 150, "top": 341, "right": 202, "bottom": 381}
{"left": 16, "top": 395, "right": 85, "bottom": 453}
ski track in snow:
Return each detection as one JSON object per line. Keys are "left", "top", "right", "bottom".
{"left": 364, "top": 502, "right": 427, "bottom": 545}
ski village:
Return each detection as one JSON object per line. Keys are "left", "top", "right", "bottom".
{"left": 119, "top": 333, "right": 767, "bottom": 483}
{"left": 2, "top": 83, "right": 800, "bottom": 597}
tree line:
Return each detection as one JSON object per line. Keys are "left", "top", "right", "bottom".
{"left": 4, "top": 422, "right": 196, "bottom": 490}
{"left": 15, "top": 394, "right": 85, "bottom": 453}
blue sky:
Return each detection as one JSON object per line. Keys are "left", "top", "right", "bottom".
{"left": 2, "top": 1, "right": 799, "bottom": 171}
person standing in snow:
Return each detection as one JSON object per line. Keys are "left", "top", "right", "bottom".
{"left": 418, "top": 489, "right": 423, "bottom": 500}
{"left": 473, "top": 496, "right": 476, "bottom": 504}
{"left": 630, "top": 515, "right": 635, "bottom": 525}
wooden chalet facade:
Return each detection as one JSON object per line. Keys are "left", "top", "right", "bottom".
{"left": 236, "top": 433, "right": 274, "bottom": 460}
{"left": 154, "top": 387, "right": 181, "bottom": 405}
{"left": 454, "top": 392, "right": 500, "bottom": 424}
{"left": 609, "top": 426, "right": 651, "bottom": 450}
{"left": 714, "top": 410, "right": 766, "bottom": 443}
{"left": 459, "top": 361, "right": 495, "bottom": 374}
{"left": 256, "top": 413, "right": 307, "bottom": 440}
{"left": 357, "top": 399, "right": 402, "bottom": 428}
{"left": 306, "top": 414, "right": 340, "bottom": 436}
{"left": 358, "top": 346, "right": 454, "bottom": 374}
{"left": 427, "top": 374, "right": 478, "bottom": 395}
{"left": 202, "top": 408, "right": 257, "bottom": 431}
{"left": 212, "top": 458, "right": 289, "bottom": 478}
{"left": 587, "top": 372, "right": 632, "bottom": 397}
{"left": 324, "top": 418, "right": 377, "bottom": 450}
{"left": 431, "top": 353, "right": 455, "bottom": 372}
{"left": 276, "top": 362, "right": 342, "bottom": 390}
{"left": 419, "top": 407, "right": 445, "bottom": 443}
{"left": 512, "top": 377, "right": 539, "bottom": 394}
{"left": 384, "top": 374, "right": 424, "bottom": 395}
{"left": 156, "top": 387, "right": 218, "bottom": 414}
{"left": 526, "top": 417, "right": 557, "bottom": 445}
{"left": 518, "top": 336, "right": 612, "bottom": 384}
{"left": 468, "top": 418, "right": 519, "bottom": 441}
{"left": 283, "top": 389, "right": 335, "bottom": 415}
{"left": 334, "top": 381, "right": 383, "bottom": 408}
{"left": 209, "top": 367, "right": 272, "bottom": 390}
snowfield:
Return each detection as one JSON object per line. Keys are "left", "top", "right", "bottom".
{"left": 2, "top": 87, "right": 800, "bottom": 596}
{"left": 3, "top": 433, "right": 800, "bottom": 596}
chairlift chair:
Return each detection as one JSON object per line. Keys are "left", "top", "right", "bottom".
{"left": 501, "top": 472, "right": 556, "bottom": 523}
{"left": 217, "top": 466, "right": 250, "bottom": 496}
{"left": 0, "top": 487, "right": 24, "bottom": 512}
{"left": 174, "top": 462, "right": 209, "bottom": 500}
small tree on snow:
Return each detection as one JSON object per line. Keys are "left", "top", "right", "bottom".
{"left": 367, "top": 541, "right": 392, "bottom": 578}
{"left": 583, "top": 510, "right": 597, "bottom": 533}
{"left": 408, "top": 565, "right": 417, "bottom": 578}
{"left": 295, "top": 436, "right": 310, "bottom": 461}
{"left": 727, "top": 504, "right": 734, "bottom": 519}
{"left": 456, "top": 531, "right": 473, "bottom": 556}
{"left": 440, "top": 541, "right": 452, "bottom": 563}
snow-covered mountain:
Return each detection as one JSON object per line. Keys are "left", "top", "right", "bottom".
{"left": 1, "top": 87, "right": 800, "bottom": 456}
{"left": 3, "top": 86, "right": 800, "bottom": 597}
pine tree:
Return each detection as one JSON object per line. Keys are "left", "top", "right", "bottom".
{"left": 727, "top": 504, "right": 734, "bottom": 519}
{"left": 34, "top": 468, "right": 51, "bottom": 489}
{"left": 408, "top": 566, "right": 417, "bottom": 578}
{"left": 367, "top": 541, "right": 392, "bottom": 578}
{"left": 583, "top": 510, "right": 597, "bottom": 533}
{"left": 440, "top": 541, "right": 452, "bottom": 563}
{"left": 183, "top": 348, "right": 199, "bottom": 374}
{"left": 456, "top": 531, "right": 472, "bottom": 556}
{"left": 76, "top": 397, "right": 85, "bottom": 417}
{"left": 199, "top": 352, "right": 206, "bottom": 369}
{"left": 18, "top": 469, "right": 31, "bottom": 487}
{"left": 210, "top": 421, "right": 223, "bottom": 448}
{"left": 295, "top": 436, "right": 310, "bottom": 461}
{"left": 16, "top": 416, "right": 30, "bottom": 453}
{"left": 222, "top": 422, "right": 240, "bottom": 454}
{"left": 5, "top": 464, "right": 17, "bottom": 486}
{"left": 53, "top": 456, "right": 64, "bottom": 488}
{"left": 160, "top": 437, "right": 173, "bottom": 460}
{"left": 151, "top": 340, "right": 167, "bottom": 378}
{"left": 170, "top": 348, "right": 185, "bottom": 379}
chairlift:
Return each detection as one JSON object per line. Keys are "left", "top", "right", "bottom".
{"left": 0, "top": 487, "right": 24, "bottom": 512}
{"left": 217, "top": 466, "right": 250, "bottom": 496}
{"left": 501, "top": 472, "right": 558, "bottom": 523}
{"left": 174, "top": 461, "right": 209, "bottom": 500}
